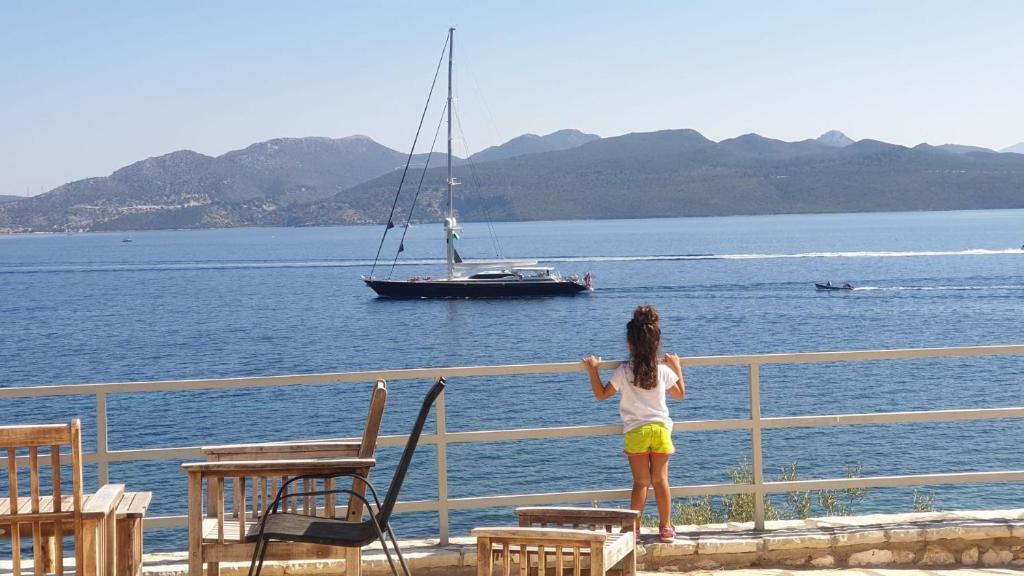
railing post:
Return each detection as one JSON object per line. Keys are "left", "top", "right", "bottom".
{"left": 96, "top": 392, "right": 110, "bottom": 484}
{"left": 435, "top": 389, "right": 450, "bottom": 545}
{"left": 748, "top": 363, "right": 765, "bottom": 530}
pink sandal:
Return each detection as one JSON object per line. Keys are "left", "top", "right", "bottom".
{"left": 659, "top": 525, "right": 676, "bottom": 543}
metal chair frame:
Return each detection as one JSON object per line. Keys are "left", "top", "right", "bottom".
{"left": 247, "top": 377, "right": 446, "bottom": 576}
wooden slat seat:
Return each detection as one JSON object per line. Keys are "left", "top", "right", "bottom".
{"left": 473, "top": 507, "right": 640, "bottom": 576}
{"left": 202, "top": 517, "right": 258, "bottom": 542}
{"left": 0, "top": 491, "right": 150, "bottom": 529}
{"left": 117, "top": 492, "right": 152, "bottom": 520}
{"left": 476, "top": 531, "right": 634, "bottom": 568}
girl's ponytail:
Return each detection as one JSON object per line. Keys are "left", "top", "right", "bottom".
{"left": 627, "top": 305, "right": 661, "bottom": 390}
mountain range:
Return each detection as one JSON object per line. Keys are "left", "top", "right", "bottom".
{"left": 1001, "top": 142, "right": 1024, "bottom": 154}
{"left": 2, "top": 128, "right": 1023, "bottom": 233}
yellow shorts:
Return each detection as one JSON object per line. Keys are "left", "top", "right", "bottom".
{"left": 623, "top": 423, "right": 675, "bottom": 456}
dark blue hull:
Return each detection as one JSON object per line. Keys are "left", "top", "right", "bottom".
{"left": 815, "top": 282, "right": 854, "bottom": 291}
{"left": 364, "top": 278, "right": 588, "bottom": 298}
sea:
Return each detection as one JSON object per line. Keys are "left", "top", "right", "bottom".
{"left": 1, "top": 209, "right": 1023, "bottom": 551}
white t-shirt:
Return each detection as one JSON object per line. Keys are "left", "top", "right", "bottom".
{"left": 609, "top": 362, "right": 679, "bottom": 433}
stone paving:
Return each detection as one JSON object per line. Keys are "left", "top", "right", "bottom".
{"left": 12, "top": 562, "right": 1022, "bottom": 576}
{"left": 8, "top": 509, "right": 1021, "bottom": 575}
{"left": 634, "top": 508, "right": 1024, "bottom": 572}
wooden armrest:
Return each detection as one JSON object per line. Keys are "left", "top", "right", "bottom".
{"left": 516, "top": 507, "right": 640, "bottom": 521}
{"left": 201, "top": 441, "right": 361, "bottom": 456}
{"left": 83, "top": 484, "right": 125, "bottom": 519}
{"left": 472, "top": 527, "right": 608, "bottom": 543}
{"left": 181, "top": 457, "right": 375, "bottom": 477}
{"left": 117, "top": 492, "right": 152, "bottom": 519}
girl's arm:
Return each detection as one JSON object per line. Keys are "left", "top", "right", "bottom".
{"left": 582, "top": 356, "right": 616, "bottom": 401}
{"left": 664, "top": 353, "right": 686, "bottom": 401}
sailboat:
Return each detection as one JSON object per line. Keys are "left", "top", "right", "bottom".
{"left": 362, "top": 28, "right": 591, "bottom": 298}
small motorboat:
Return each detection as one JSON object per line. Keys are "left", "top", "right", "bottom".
{"left": 816, "top": 281, "right": 853, "bottom": 291}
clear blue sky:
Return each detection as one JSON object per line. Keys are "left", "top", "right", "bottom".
{"left": 2, "top": 1, "right": 1022, "bottom": 196}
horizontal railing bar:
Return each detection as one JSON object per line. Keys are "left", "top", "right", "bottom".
{"left": 137, "top": 469, "right": 1024, "bottom": 532}
{"left": 142, "top": 496, "right": 446, "bottom": 529}
{"left": 68, "top": 434, "right": 432, "bottom": 464}
{"left": 95, "top": 421, "right": 752, "bottom": 465}
{"left": 676, "top": 418, "right": 755, "bottom": 432}
{"left": 445, "top": 424, "right": 620, "bottom": 443}
{"left": 3, "top": 345, "right": 1022, "bottom": 398}
{"left": 143, "top": 515, "right": 185, "bottom": 529}
{"left": 103, "top": 446, "right": 204, "bottom": 462}
{"left": 444, "top": 483, "right": 754, "bottom": 510}
{"left": 764, "top": 470, "right": 1024, "bottom": 492}
{"left": 444, "top": 419, "right": 756, "bottom": 444}
{"left": 762, "top": 407, "right": 1024, "bottom": 428}
{"left": 9, "top": 403, "right": 1023, "bottom": 467}
{"left": 682, "top": 344, "right": 1024, "bottom": 367}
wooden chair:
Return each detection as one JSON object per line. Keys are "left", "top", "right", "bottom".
{"left": 249, "top": 377, "right": 446, "bottom": 576}
{"left": 473, "top": 507, "right": 640, "bottom": 576}
{"left": 182, "top": 380, "right": 388, "bottom": 576}
{"left": 0, "top": 420, "right": 123, "bottom": 576}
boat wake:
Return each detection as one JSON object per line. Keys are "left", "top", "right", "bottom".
{"left": 2, "top": 248, "right": 1019, "bottom": 275}
{"left": 853, "top": 284, "right": 1024, "bottom": 292}
{"left": 544, "top": 248, "right": 1023, "bottom": 263}
{"left": 0, "top": 259, "right": 439, "bottom": 275}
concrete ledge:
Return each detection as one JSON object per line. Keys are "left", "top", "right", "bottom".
{"left": 80, "top": 508, "right": 1024, "bottom": 575}
{"left": 642, "top": 508, "right": 1024, "bottom": 572}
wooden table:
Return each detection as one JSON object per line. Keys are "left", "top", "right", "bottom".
{"left": 182, "top": 457, "right": 375, "bottom": 576}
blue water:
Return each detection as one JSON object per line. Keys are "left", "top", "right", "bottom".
{"left": 2, "top": 209, "right": 1023, "bottom": 551}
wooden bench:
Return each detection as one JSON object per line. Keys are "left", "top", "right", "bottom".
{"left": 473, "top": 507, "right": 640, "bottom": 576}
{"left": 112, "top": 491, "right": 152, "bottom": 576}
{"left": 1, "top": 420, "right": 152, "bottom": 576}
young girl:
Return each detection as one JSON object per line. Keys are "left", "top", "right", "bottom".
{"left": 583, "top": 305, "right": 685, "bottom": 543}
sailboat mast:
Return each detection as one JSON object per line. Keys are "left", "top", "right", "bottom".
{"left": 447, "top": 28, "right": 454, "bottom": 222}
{"left": 445, "top": 26, "right": 456, "bottom": 279}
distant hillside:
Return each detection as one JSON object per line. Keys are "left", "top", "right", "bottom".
{"left": 816, "top": 130, "right": 854, "bottom": 147}
{"left": 299, "top": 128, "right": 1024, "bottom": 226}
{"left": 0, "top": 136, "right": 438, "bottom": 232}
{"left": 719, "top": 133, "right": 833, "bottom": 159}
{"left": 1002, "top": 142, "right": 1024, "bottom": 154}
{"left": 936, "top": 144, "right": 995, "bottom": 154}
{"left": 0, "top": 195, "right": 22, "bottom": 204}
{"left": 4, "top": 128, "right": 1024, "bottom": 233}
{"left": 470, "top": 129, "right": 600, "bottom": 163}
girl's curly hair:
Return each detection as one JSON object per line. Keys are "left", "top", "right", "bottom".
{"left": 626, "top": 305, "right": 661, "bottom": 390}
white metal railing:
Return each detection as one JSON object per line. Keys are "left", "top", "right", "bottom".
{"left": 2, "top": 344, "right": 1024, "bottom": 545}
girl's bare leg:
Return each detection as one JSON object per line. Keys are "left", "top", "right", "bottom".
{"left": 650, "top": 454, "right": 672, "bottom": 527}
{"left": 627, "top": 454, "right": 653, "bottom": 530}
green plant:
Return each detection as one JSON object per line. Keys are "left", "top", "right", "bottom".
{"left": 661, "top": 459, "right": 930, "bottom": 526}
{"left": 781, "top": 462, "right": 812, "bottom": 519}
{"left": 720, "top": 458, "right": 780, "bottom": 522}
{"left": 912, "top": 489, "right": 937, "bottom": 512}
{"left": 817, "top": 464, "right": 867, "bottom": 516}
{"left": 672, "top": 496, "right": 722, "bottom": 526}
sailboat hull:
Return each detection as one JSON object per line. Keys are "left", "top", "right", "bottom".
{"left": 364, "top": 278, "right": 588, "bottom": 298}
